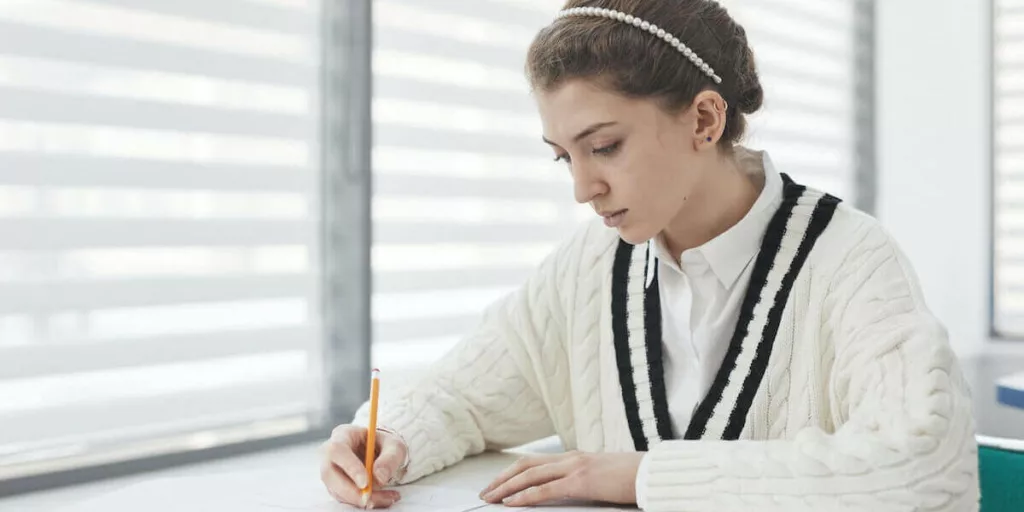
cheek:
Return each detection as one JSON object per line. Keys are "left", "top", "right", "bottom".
{"left": 634, "top": 155, "right": 689, "bottom": 202}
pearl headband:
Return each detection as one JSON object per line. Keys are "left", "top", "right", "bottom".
{"left": 556, "top": 6, "right": 723, "bottom": 85}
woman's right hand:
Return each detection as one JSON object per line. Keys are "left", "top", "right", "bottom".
{"left": 320, "top": 424, "right": 408, "bottom": 509}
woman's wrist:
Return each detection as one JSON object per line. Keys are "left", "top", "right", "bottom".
{"left": 375, "top": 425, "right": 410, "bottom": 483}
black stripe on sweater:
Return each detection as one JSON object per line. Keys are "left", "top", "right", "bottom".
{"left": 682, "top": 177, "right": 805, "bottom": 440}
{"left": 721, "top": 193, "right": 841, "bottom": 439}
{"left": 642, "top": 250, "right": 674, "bottom": 441}
{"left": 612, "top": 240, "right": 647, "bottom": 451}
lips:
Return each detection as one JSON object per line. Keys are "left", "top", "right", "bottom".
{"left": 601, "top": 209, "right": 627, "bottom": 228}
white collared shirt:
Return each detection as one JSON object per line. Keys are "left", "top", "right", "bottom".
{"left": 636, "top": 150, "right": 784, "bottom": 507}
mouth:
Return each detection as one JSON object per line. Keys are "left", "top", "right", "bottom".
{"left": 600, "top": 209, "right": 627, "bottom": 228}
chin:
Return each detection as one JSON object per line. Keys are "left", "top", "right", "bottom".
{"left": 615, "top": 224, "right": 655, "bottom": 246}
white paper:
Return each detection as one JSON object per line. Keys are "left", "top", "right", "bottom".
{"left": 253, "top": 483, "right": 488, "bottom": 512}
{"left": 60, "top": 468, "right": 493, "bottom": 512}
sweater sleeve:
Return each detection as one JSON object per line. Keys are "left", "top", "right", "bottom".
{"left": 638, "top": 224, "right": 980, "bottom": 512}
{"left": 352, "top": 221, "right": 604, "bottom": 484}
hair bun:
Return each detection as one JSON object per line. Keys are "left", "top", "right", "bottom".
{"left": 738, "top": 83, "right": 763, "bottom": 114}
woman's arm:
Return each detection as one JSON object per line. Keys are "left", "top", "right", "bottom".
{"left": 351, "top": 221, "right": 607, "bottom": 484}
{"left": 636, "top": 224, "right": 979, "bottom": 511}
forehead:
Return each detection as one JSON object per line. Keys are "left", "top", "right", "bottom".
{"left": 532, "top": 79, "right": 667, "bottom": 144}
{"left": 535, "top": 79, "right": 643, "bottom": 142}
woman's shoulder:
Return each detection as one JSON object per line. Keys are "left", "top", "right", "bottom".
{"left": 809, "top": 195, "right": 914, "bottom": 285}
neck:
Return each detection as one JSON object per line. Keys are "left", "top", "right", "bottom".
{"left": 661, "top": 152, "right": 761, "bottom": 258}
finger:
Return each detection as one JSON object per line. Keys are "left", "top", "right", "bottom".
{"left": 373, "top": 434, "right": 407, "bottom": 485}
{"left": 321, "top": 461, "right": 401, "bottom": 508}
{"left": 325, "top": 438, "right": 372, "bottom": 491}
{"left": 363, "top": 490, "right": 402, "bottom": 510}
{"left": 502, "top": 479, "right": 572, "bottom": 508}
{"left": 479, "top": 454, "right": 563, "bottom": 498}
{"left": 482, "top": 459, "right": 571, "bottom": 504}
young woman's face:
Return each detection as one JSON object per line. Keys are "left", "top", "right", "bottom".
{"left": 535, "top": 79, "right": 709, "bottom": 244}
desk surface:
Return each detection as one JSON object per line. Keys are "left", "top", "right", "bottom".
{"left": 0, "top": 443, "right": 534, "bottom": 512}
{"left": 70, "top": 452, "right": 520, "bottom": 512}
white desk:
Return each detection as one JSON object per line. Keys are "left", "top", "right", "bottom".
{"left": 998, "top": 371, "right": 1024, "bottom": 410}
{"left": 0, "top": 440, "right": 562, "bottom": 512}
{"left": 65, "top": 453, "right": 520, "bottom": 511}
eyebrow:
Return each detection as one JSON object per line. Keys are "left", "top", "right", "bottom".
{"left": 542, "top": 121, "right": 618, "bottom": 147}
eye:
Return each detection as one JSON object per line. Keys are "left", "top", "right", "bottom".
{"left": 593, "top": 141, "right": 621, "bottom": 156}
{"left": 554, "top": 153, "right": 571, "bottom": 164}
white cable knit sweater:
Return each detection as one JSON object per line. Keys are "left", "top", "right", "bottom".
{"left": 355, "top": 181, "right": 979, "bottom": 511}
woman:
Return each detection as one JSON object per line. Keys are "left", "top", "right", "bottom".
{"left": 321, "top": 1, "right": 979, "bottom": 510}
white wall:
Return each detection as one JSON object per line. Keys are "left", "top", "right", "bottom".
{"left": 876, "top": 0, "right": 991, "bottom": 358}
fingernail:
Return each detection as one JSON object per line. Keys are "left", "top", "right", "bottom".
{"left": 375, "top": 468, "right": 390, "bottom": 484}
{"left": 503, "top": 494, "right": 518, "bottom": 505}
{"left": 356, "top": 474, "right": 368, "bottom": 489}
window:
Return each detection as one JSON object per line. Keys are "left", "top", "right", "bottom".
{"left": 370, "top": 0, "right": 872, "bottom": 380}
{"left": 0, "top": 0, "right": 327, "bottom": 480}
{"left": 995, "top": 0, "right": 1024, "bottom": 336}
{"left": 722, "top": 0, "right": 868, "bottom": 203}
{"left": 370, "top": 0, "right": 583, "bottom": 384}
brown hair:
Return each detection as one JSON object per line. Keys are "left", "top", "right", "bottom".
{"left": 526, "top": 0, "right": 763, "bottom": 147}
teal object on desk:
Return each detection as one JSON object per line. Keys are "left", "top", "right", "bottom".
{"left": 978, "top": 436, "right": 1024, "bottom": 512}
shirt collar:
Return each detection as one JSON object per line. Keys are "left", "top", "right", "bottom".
{"left": 648, "top": 148, "right": 784, "bottom": 289}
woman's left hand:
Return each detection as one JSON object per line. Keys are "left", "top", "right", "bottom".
{"left": 479, "top": 451, "right": 644, "bottom": 507}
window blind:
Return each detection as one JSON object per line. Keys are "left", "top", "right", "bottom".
{"left": 995, "top": 0, "right": 1024, "bottom": 336}
{"left": 722, "top": 0, "right": 861, "bottom": 202}
{"left": 0, "top": 0, "right": 325, "bottom": 479}
{"left": 371, "top": 0, "right": 866, "bottom": 378}
{"left": 370, "top": 0, "right": 580, "bottom": 380}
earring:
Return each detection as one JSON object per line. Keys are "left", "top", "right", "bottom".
{"left": 706, "top": 136, "right": 712, "bottom": 142}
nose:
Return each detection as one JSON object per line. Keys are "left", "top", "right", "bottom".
{"left": 571, "top": 161, "right": 608, "bottom": 205}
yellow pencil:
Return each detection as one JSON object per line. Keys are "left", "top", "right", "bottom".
{"left": 361, "top": 369, "right": 381, "bottom": 507}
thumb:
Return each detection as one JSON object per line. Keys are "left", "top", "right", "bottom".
{"left": 373, "top": 433, "right": 407, "bottom": 485}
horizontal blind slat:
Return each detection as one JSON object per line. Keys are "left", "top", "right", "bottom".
{"left": 0, "top": 379, "right": 316, "bottom": 449}
{"left": 0, "top": 219, "right": 316, "bottom": 249}
{"left": 84, "top": 0, "right": 316, "bottom": 34}
{"left": 374, "top": 315, "right": 480, "bottom": 344}
{"left": 375, "top": 173, "right": 569, "bottom": 201}
{"left": 375, "top": 266, "right": 535, "bottom": 294}
{"left": 0, "top": 21, "right": 315, "bottom": 86}
{"left": 0, "top": 87, "right": 311, "bottom": 139}
{"left": 0, "top": 275, "right": 313, "bottom": 313}
{"left": 374, "top": 222, "right": 569, "bottom": 245}
{"left": 0, "top": 153, "right": 312, "bottom": 191}
{"left": 0, "top": 326, "right": 315, "bottom": 379}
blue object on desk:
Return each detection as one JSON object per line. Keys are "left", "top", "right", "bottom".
{"left": 997, "top": 372, "right": 1024, "bottom": 410}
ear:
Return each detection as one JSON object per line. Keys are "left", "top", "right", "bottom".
{"left": 690, "top": 90, "right": 728, "bottom": 151}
